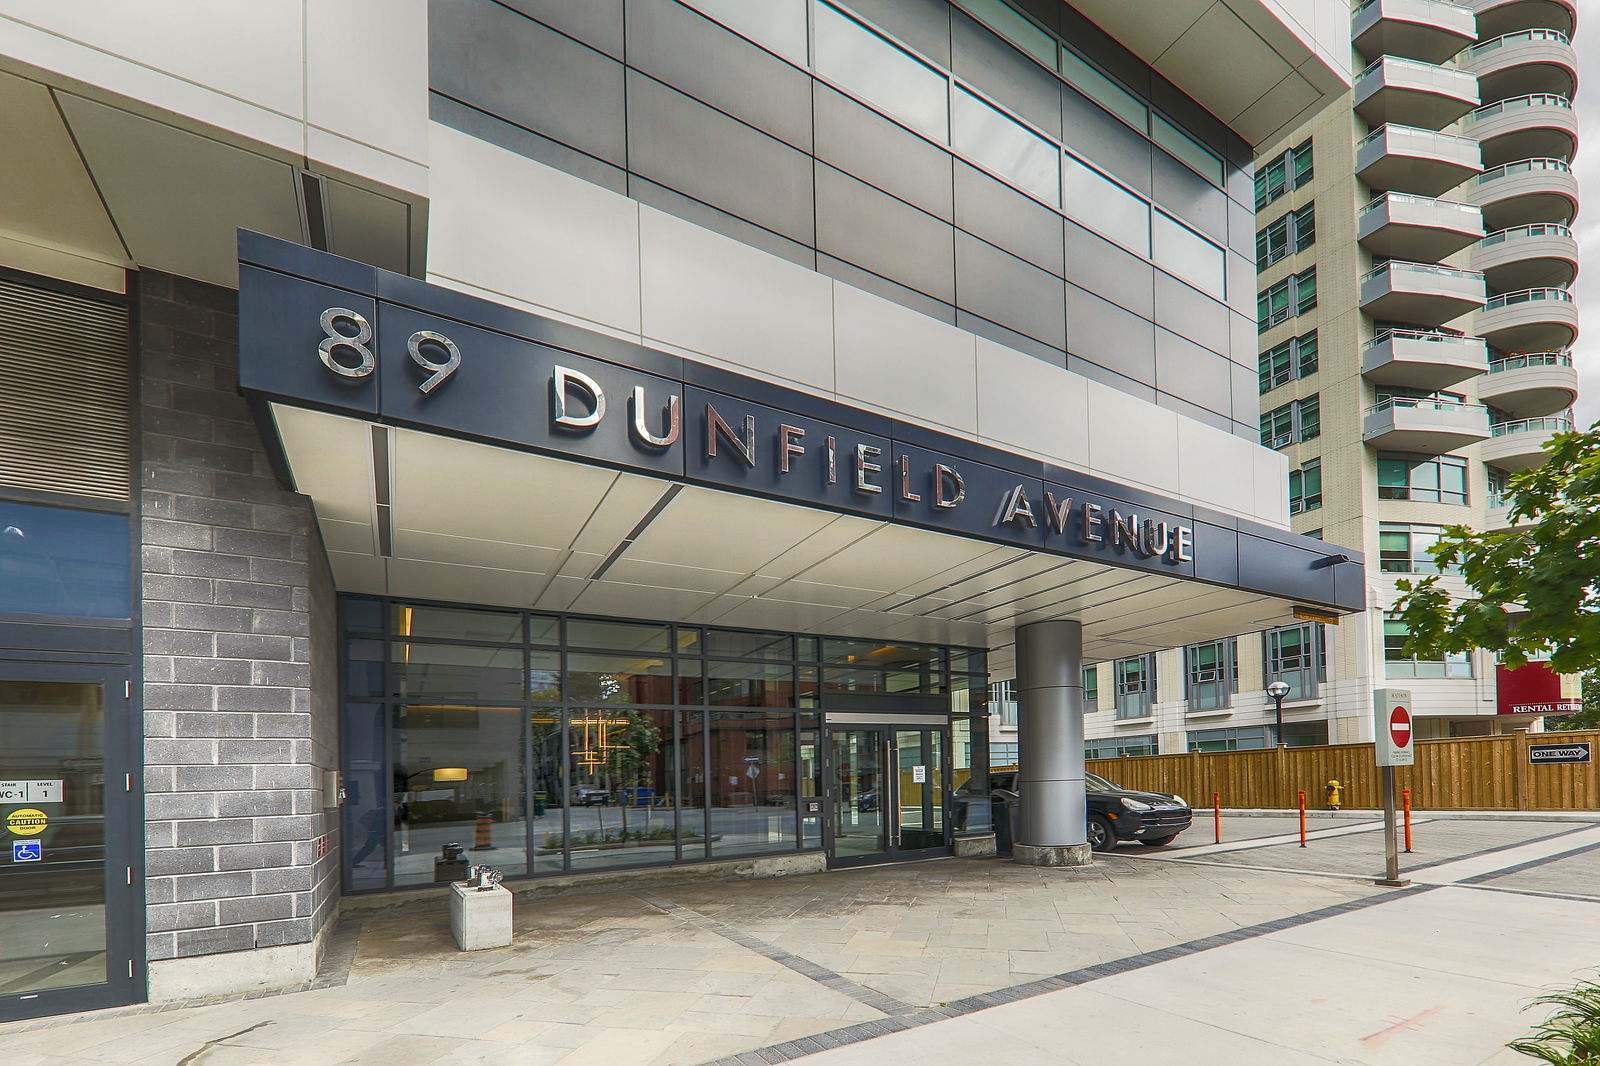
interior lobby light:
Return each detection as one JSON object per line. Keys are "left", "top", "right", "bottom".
{"left": 432, "top": 767, "right": 469, "bottom": 782}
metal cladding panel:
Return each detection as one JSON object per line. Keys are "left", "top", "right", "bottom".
{"left": 235, "top": 231, "right": 1364, "bottom": 613}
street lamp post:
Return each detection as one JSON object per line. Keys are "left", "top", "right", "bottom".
{"left": 1266, "top": 681, "right": 1291, "bottom": 747}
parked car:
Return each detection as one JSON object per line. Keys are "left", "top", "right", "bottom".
{"left": 978, "top": 770, "right": 1192, "bottom": 852}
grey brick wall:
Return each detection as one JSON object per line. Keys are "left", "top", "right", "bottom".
{"left": 139, "top": 271, "right": 340, "bottom": 965}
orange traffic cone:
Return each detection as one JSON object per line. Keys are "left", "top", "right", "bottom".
{"left": 471, "top": 812, "right": 497, "bottom": 851}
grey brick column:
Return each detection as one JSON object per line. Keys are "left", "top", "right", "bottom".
{"left": 138, "top": 271, "right": 340, "bottom": 988}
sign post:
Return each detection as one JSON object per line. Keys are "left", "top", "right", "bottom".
{"left": 1373, "top": 689, "right": 1413, "bottom": 887}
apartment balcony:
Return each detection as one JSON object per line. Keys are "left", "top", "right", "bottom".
{"left": 1462, "top": 0, "right": 1576, "bottom": 40}
{"left": 1354, "top": 57, "right": 1480, "bottom": 129}
{"left": 1473, "top": 286, "right": 1578, "bottom": 353}
{"left": 1358, "top": 193, "right": 1484, "bottom": 260}
{"left": 1359, "top": 261, "right": 1487, "bottom": 326}
{"left": 1459, "top": 30, "right": 1577, "bottom": 102}
{"left": 1362, "top": 329, "right": 1489, "bottom": 389}
{"left": 1484, "top": 493, "right": 1535, "bottom": 530}
{"left": 1464, "top": 158, "right": 1578, "bottom": 230}
{"left": 1456, "top": 94, "right": 1577, "bottom": 168}
{"left": 1357, "top": 124, "right": 1483, "bottom": 196}
{"left": 1482, "top": 412, "right": 1573, "bottom": 471}
{"left": 1470, "top": 223, "right": 1578, "bottom": 291}
{"left": 1363, "top": 397, "right": 1491, "bottom": 453}
{"left": 1352, "top": 0, "right": 1478, "bottom": 63}
{"left": 1476, "top": 352, "right": 1579, "bottom": 417}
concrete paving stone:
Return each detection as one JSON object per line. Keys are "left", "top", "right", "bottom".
{"left": 552, "top": 1027, "right": 677, "bottom": 1066}
{"left": 647, "top": 1031, "right": 761, "bottom": 1066}
{"left": 422, "top": 1040, "right": 548, "bottom": 1066}
{"left": 664, "top": 1011, "right": 779, "bottom": 1038}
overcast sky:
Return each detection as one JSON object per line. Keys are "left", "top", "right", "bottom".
{"left": 1570, "top": 42, "right": 1596, "bottom": 427}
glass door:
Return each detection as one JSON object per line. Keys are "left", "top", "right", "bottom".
{"left": 894, "top": 729, "right": 946, "bottom": 853}
{"left": 826, "top": 725, "right": 950, "bottom": 867}
{"left": 0, "top": 666, "right": 137, "bottom": 1021}
{"left": 828, "top": 729, "right": 887, "bottom": 864}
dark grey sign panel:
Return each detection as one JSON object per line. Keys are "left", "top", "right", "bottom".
{"left": 1529, "top": 743, "right": 1591, "bottom": 765}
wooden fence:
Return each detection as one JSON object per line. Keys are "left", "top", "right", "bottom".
{"left": 1086, "top": 729, "right": 1600, "bottom": 811}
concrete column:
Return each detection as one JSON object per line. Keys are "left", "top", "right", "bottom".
{"left": 1013, "top": 619, "right": 1091, "bottom": 867}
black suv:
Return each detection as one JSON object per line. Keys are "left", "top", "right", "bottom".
{"left": 982, "top": 770, "right": 1192, "bottom": 852}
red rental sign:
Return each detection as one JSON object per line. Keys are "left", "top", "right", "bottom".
{"left": 1389, "top": 706, "right": 1412, "bottom": 749}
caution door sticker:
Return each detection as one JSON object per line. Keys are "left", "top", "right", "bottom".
{"left": 6, "top": 808, "right": 48, "bottom": 836}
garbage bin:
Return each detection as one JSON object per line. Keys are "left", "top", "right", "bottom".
{"left": 992, "top": 788, "right": 1019, "bottom": 855}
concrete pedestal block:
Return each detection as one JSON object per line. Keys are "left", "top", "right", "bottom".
{"left": 954, "top": 833, "right": 997, "bottom": 858}
{"left": 449, "top": 882, "right": 512, "bottom": 950}
{"left": 1012, "top": 842, "right": 1092, "bottom": 867}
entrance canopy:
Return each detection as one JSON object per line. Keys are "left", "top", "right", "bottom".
{"left": 239, "top": 233, "right": 1364, "bottom": 676}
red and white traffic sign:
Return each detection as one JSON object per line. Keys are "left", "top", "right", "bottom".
{"left": 1375, "top": 689, "right": 1415, "bottom": 767}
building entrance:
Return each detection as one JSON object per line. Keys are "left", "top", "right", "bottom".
{"left": 826, "top": 722, "right": 950, "bottom": 868}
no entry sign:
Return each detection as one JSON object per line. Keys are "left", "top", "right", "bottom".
{"left": 1375, "top": 689, "right": 1415, "bottom": 767}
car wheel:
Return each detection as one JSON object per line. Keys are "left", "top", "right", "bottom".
{"left": 1138, "top": 835, "right": 1177, "bottom": 847}
{"left": 1087, "top": 815, "right": 1117, "bottom": 852}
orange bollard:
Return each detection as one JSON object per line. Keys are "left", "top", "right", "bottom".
{"left": 471, "top": 812, "right": 498, "bottom": 851}
{"left": 1402, "top": 788, "right": 1413, "bottom": 853}
{"left": 1298, "top": 790, "right": 1307, "bottom": 847}
{"left": 1213, "top": 792, "right": 1221, "bottom": 844}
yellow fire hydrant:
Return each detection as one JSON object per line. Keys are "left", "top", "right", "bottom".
{"left": 1325, "top": 779, "right": 1342, "bottom": 810}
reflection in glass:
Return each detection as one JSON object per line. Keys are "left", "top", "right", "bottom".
{"left": 567, "top": 653, "right": 676, "bottom": 704}
{"left": 1063, "top": 152, "right": 1149, "bottom": 255}
{"left": 394, "top": 643, "right": 524, "bottom": 703}
{"left": 953, "top": 88, "right": 1060, "bottom": 206}
{"left": 567, "top": 619, "right": 671, "bottom": 653}
{"left": 530, "top": 709, "right": 563, "bottom": 872}
{"left": 706, "top": 660, "right": 795, "bottom": 707}
{"left": 799, "top": 724, "right": 822, "bottom": 847}
{"left": 0, "top": 503, "right": 130, "bottom": 618}
{"left": 566, "top": 708, "right": 678, "bottom": 871}
{"left": 344, "top": 702, "right": 389, "bottom": 891}
{"left": 709, "top": 712, "right": 797, "bottom": 856}
{"left": 393, "top": 604, "right": 522, "bottom": 644}
{"left": 393, "top": 704, "right": 526, "bottom": 887}
{"left": 1153, "top": 211, "right": 1226, "bottom": 299}
{"left": 682, "top": 0, "right": 809, "bottom": 64}
{"left": 680, "top": 710, "right": 708, "bottom": 859}
{"left": 814, "top": 2, "right": 949, "bottom": 141}
{"left": 704, "top": 629, "right": 793, "bottom": 660}
{"left": 0, "top": 680, "right": 108, "bottom": 995}
{"left": 896, "top": 729, "right": 945, "bottom": 849}
{"left": 829, "top": 729, "right": 884, "bottom": 859}
{"left": 950, "top": 716, "right": 992, "bottom": 832}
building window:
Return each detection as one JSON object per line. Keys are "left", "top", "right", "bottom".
{"left": 1377, "top": 453, "right": 1468, "bottom": 505}
{"left": 1063, "top": 152, "right": 1149, "bottom": 255}
{"left": 814, "top": 2, "right": 950, "bottom": 141}
{"left": 1265, "top": 623, "right": 1322, "bottom": 699}
{"left": 1289, "top": 459, "right": 1322, "bottom": 514}
{"left": 1083, "top": 665, "right": 1099, "bottom": 707}
{"left": 1114, "top": 654, "right": 1154, "bottom": 719}
{"left": 1259, "top": 331, "right": 1318, "bottom": 393}
{"left": 1384, "top": 618, "right": 1472, "bottom": 678}
{"left": 1260, "top": 394, "right": 1320, "bottom": 448}
{"left": 990, "top": 742, "right": 1018, "bottom": 767}
{"left": 1154, "top": 210, "right": 1226, "bottom": 298}
{"left": 1258, "top": 269, "right": 1316, "bottom": 332}
{"left": 1189, "top": 722, "right": 1327, "bottom": 752}
{"left": 1185, "top": 639, "right": 1236, "bottom": 711}
{"left": 1254, "top": 138, "right": 1313, "bottom": 210}
{"left": 1256, "top": 203, "right": 1315, "bottom": 270}
{"left": 1379, "top": 523, "right": 1454, "bottom": 574}
{"left": 953, "top": 86, "right": 1060, "bottom": 206}
{"left": 990, "top": 679, "right": 1017, "bottom": 726}
{"left": 1085, "top": 735, "right": 1157, "bottom": 759}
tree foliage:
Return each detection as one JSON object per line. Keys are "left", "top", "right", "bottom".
{"left": 1393, "top": 425, "right": 1600, "bottom": 675}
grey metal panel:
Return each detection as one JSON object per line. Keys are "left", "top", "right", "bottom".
{"left": 957, "top": 310, "right": 1064, "bottom": 366}
{"left": 813, "top": 84, "right": 954, "bottom": 220}
{"left": 815, "top": 163, "right": 956, "bottom": 303}
{"left": 1068, "top": 355, "right": 1157, "bottom": 402}
{"left": 1228, "top": 310, "right": 1256, "bottom": 367}
{"left": 841, "top": 0, "right": 952, "bottom": 66}
{"left": 1225, "top": 251, "right": 1256, "bottom": 319}
{"left": 1060, "top": 86, "right": 1153, "bottom": 197}
{"left": 429, "top": 93, "right": 627, "bottom": 195}
{"left": 818, "top": 253, "right": 958, "bottom": 325}
{"left": 1230, "top": 360, "right": 1260, "bottom": 426}
{"left": 498, "top": 0, "right": 624, "bottom": 58}
{"left": 629, "top": 175, "right": 817, "bottom": 271}
{"left": 1064, "top": 283, "right": 1155, "bottom": 386}
{"left": 953, "top": 161, "right": 1065, "bottom": 278}
{"left": 1227, "top": 200, "right": 1257, "bottom": 258}
{"left": 1152, "top": 150, "right": 1228, "bottom": 243}
{"left": 626, "top": 71, "right": 815, "bottom": 245}
{"left": 430, "top": 0, "right": 626, "bottom": 165}
{"left": 1057, "top": 3, "right": 1152, "bottom": 101}
{"left": 1146, "top": 80, "right": 1230, "bottom": 161}
{"left": 951, "top": 9, "right": 1062, "bottom": 140}
{"left": 955, "top": 231, "right": 1066, "bottom": 349}
{"left": 1157, "top": 391, "right": 1235, "bottom": 434}
{"left": 1153, "top": 272, "right": 1229, "bottom": 358}
{"left": 1064, "top": 220, "right": 1154, "bottom": 319}
{"left": 1153, "top": 326, "right": 1233, "bottom": 419}
{"left": 626, "top": 0, "right": 813, "bottom": 152}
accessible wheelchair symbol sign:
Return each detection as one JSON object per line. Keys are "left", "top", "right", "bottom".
{"left": 12, "top": 840, "right": 42, "bottom": 863}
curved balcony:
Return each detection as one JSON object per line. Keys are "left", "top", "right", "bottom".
{"left": 1484, "top": 493, "right": 1532, "bottom": 530}
{"left": 1470, "top": 223, "right": 1577, "bottom": 291}
{"left": 1459, "top": 30, "right": 1577, "bottom": 102}
{"left": 1354, "top": 57, "right": 1479, "bottom": 129}
{"left": 1353, "top": 0, "right": 1479, "bottom": 63}
{"left": 1456, "top": 94, "right": 1577, "bottom": 168}
{"left": 1363, "top": 329, "right": 1489, "bottom": 389}
{"left": 1464, "top": 158, "right": 1578, "bottom": 230}
{"left": 1363, "top": 397, "right": 1491, "bottom": 453}
{"left": 1473, "top": 286, "right": 1577, "bottom": 352}
{"left": 1462, "top": 0, "right": 1576, "bottom": 40}
{"left": 1358, "top": 125, "right": 1482, "bottom": 196}
{"left": 1476, "top": 351, "right": 1578, "bottom": 417}
{"left": 1360, "top": 261, "right": 1486, "bottom": 326}
{"left": 1482, "top": 413, "right": 1572, "bottom": 471}
{"left": 1359, "top": 193, "right": 1484, "bottom": 260}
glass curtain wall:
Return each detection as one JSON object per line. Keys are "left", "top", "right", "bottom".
{"left": 341, "top": 597, "right": 986, "bottom": 891}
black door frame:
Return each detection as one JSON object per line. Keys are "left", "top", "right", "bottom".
{"left": 0, "top": 660, "right": 141, "bottom": 1022}
{"left": 822, "top": 719, "right": 953, "bottom": 869}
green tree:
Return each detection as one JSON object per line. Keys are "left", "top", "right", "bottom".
{"left": 1393, "top": 424, "right": 1600, "bottom": 676}
{"left": 1547, "top": 674, "right": 1600, "bottom": 732}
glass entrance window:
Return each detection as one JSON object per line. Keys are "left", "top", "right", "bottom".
{"left": 895, "top": 730, "right": 945, "bottom": 850}
{"left": 829, "top": 729, "right": 885, "bottom": 860}
{"left": 567, "top": 707, "right": 676, "bottom": 871}
{"left": 0, "top": 681, "right": 107, "bottom": 996}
